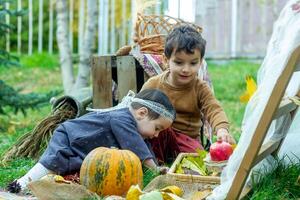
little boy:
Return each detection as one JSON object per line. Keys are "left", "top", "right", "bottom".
{"left": 141, "top": 25, "right": 236, "bottom": 163}
{"left": 9, "top": 89, "right": 176, "bottom": 192}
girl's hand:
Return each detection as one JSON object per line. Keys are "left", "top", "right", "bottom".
{"left": 216, "top": 128, "right": 236, "bottom": 144}
{"left": 156, "top": 166, "right": 169, "bottom": 175}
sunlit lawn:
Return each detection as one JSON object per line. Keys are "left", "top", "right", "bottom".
{"left": 0, "top": 54, "right": 299, "bottom": 199}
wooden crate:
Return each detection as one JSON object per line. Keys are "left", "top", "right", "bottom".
{"left": 167, "top": 153, "right": 221, "bottom": 184}
{"left": 91, "top": 55, "right": 149, "bottom": 108}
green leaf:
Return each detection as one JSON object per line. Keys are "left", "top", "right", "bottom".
{"left": 139, "top": 190, "right": 163, "bottom": 200}
{"left": 175, "top": 162, "right": 184, "bottom": 174}
{"left": 181, "top": 157, "right": 207, "bottom": 176}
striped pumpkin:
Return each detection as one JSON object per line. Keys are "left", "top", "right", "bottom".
{"left": 80, "top": 147, "right": 143, "bottom": 196}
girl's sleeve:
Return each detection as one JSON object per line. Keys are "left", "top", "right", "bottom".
{"left": 110, "top": 117, "right": 154, "bottom": 161}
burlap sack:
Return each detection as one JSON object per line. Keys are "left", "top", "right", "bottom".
{"left": 143, "top": 175, "right": 218, "bottom": 199}
{"left": 27, "top": 180, "right": 99, "bottom": 200}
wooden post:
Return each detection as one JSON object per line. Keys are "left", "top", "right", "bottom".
{"left": 38, "top": 0, "right": 43, "bottom": 53}
{"left": 5, "top": 2, "right": 10, "bottom": 52}
{"left": 78, "top": 0, "right": 85, "bottom": 54}
{"left": 69, "top": 0, "right": 74, "bottom": 53}
{"left": 103, "top": 0, "right": 109, "bottom": 54}
{"left": 231, "top": 0, "right": 238, "bottom": 58}
{"left": 155, "top": 0, "right": 161, "bottom": 15}
{"left": 17, "top": 0, "right": 22, "bottom": 54}
{"left": 98, "top": 0, "right": 104, "bottom": 55}
{"left": 121, "top": 0, "right": 126, "bottom": 47}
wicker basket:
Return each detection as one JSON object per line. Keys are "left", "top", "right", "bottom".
{"left": 167, "top": 153, "right": 221, "bottom": 184}
{"left": 134, "top": 13, "right": 203, "bottom": 54}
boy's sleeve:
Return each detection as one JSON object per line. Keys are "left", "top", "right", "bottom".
{"left": 110, "top": 117, "right": 154, "bottom": 161}
{"left": 198, "top": 82, "right": 229, "bottom": 132}
{"left": 140, "top": 76, "right": 159, "bottom": 91}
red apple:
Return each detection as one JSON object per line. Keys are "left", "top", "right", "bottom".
{"left": 209, "top": 141, "right": 233, "bottom": 161}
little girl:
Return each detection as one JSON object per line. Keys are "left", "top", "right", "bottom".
{"left": 8, "top": 88, "right": 176, "bottom": 193}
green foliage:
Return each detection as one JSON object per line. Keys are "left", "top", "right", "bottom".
{"left": 0, "top": 0, "right": 25, "bottom": 66}
{"left": 176, "top": 150, "right": 208, "bottom": 175}
{"left": 0, "top": 79, "right": 61, "bottom": 116}
{"left": 0, "top": 50, "right": 19, "bottom": 67}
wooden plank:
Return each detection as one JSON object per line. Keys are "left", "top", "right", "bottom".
{"left": 92, "top": 56, "right": 113, "bottom": 108}
{"left": 273, "top": 93, "right": 300, "bottom": 156}
{"left": 5, "top": 2, "right": 10, "bottom": 52}
{"left": 226, "top": 45, "right": 300, "bottom": 199}
{"left": 17, "top": 0, "right": 22, "bottom": 54}
{"left": 239, "top": 185, "right": 252, "bottom": 200}
{"left": 28, "top": 0, "right": 33, "bottom": 55}
{"left": 253, "top": 139, "right": 281, "bottom": 166}
{"left": 273, "top": 98, "right": 298, "bottom": 119}
{"left": 117, "top": 56, "right": 137, "bottom": 99}
{"left": 48, "top": 0, "right": 54, "bottom": 54}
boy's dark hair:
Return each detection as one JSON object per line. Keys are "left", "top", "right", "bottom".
{"left": 164, "top": 25, "right": 206, "bottom": 59}
{"left": 131, "top": 89, "right": 176, "bottom": 120}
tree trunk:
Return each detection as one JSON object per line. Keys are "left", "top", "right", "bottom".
{"left": 56, "top": 0, "right": 74, "bottom": 94}
{"left": 74, "top": 0, "right": 97, "bottom": 91}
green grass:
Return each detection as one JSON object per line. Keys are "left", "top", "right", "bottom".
{"left": 0, "top": 55, "right": 299, "bottom": 199}
{"left": 248, "top": 157, "right": 300, "bottom": 200}
{"left": 19, "top": 52, "right": 59, "bottom": 69}
{"left": 207, "top": 59, "right": 260, "bottom": 141}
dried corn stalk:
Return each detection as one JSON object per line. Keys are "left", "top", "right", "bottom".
{"left": 1, "top": 99, "right": 77, "bottom": 163}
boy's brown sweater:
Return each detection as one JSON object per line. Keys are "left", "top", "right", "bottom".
{"left": 142, "top": 70, "right": 229, "bottom": 138}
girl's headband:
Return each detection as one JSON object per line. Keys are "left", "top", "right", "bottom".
{"left": 87, "top": 90, "right": 175, "bottom": 121}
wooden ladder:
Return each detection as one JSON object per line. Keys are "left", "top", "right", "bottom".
{"left": 226, "top": 45, "right": 300, "bottom": 199}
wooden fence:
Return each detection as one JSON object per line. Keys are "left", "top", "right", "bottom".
{"left": 4, "top": 0, "right": 165, "bottom": 56}
{"left": 195, "top": 0, "right": 288, "bottom": 58}
{"left": 4, "top": 0, "right": 288, "bottom": 58}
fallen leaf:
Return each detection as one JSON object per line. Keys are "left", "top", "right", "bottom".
{"left": 160, "top": 185, "right": 183, "bottom": 197}
{"left": 126, "top": 185, "right": 144, "bottom": 200}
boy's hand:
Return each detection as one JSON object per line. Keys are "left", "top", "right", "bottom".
{"left": 216, "top": 128, "right": 236, "bottom": 144}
